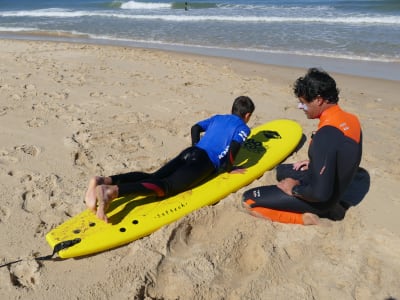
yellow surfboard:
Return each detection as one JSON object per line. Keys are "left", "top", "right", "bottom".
{"left": 46, "top": 119, "right": 302, "bottom": 258}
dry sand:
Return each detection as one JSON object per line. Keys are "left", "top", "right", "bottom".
{"left": 0, "top": 39, "right": 399, "bottom": 299}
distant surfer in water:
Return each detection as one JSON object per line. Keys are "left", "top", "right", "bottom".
{"left": 185, "top": 2, "right": 188, "bottom": 11}
{"left": 242, "top": 68, "right": 364, "bottom": 225}
{"left": 85, "top": 96, "right": 255, "bottom": 222}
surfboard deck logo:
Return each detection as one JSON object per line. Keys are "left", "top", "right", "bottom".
{"left": 46, "top": 119, "right": 303, "bottom": 258}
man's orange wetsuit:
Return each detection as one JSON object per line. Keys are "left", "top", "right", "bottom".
{"left": 242, "top": 105, "right": 362, "bottom": 224}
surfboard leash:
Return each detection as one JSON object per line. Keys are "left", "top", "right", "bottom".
{"left": 0, "top": 238, "right": 81, "bottom": 268}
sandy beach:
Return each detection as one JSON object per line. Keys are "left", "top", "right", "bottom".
{"left": 0, "top": 39, "right": 399, "bottom": 299}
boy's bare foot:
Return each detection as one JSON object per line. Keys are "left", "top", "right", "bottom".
{"left": 85, "top": 177, "right": 100, "bottom": 212}
{"left": 95, "top": 185, "right": 118, "bottom": 223}
{"left": 302, "top": 212, "right": 320, "bottom": 225}
{"left": 85, "top": 176, "right": 111, "bottom": 212}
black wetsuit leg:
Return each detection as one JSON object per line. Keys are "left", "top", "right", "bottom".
{"left": 110, "top": 172, "right": 152, "bottom": 184}
{"left": 243, "top": 163, "right": 328, "bottom": 216}
{"left": 115, "top": 147, "right": 215, "bottom": 197}
{"left": 156, "top": 147, "right": 216, "bottom": 196}
{"left": 242, "top": 185, "right": 330, "bottom": 215}
{"left": 243, "top": 164, "right": 368, "bottom": 220}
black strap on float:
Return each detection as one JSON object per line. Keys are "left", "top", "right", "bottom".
{"left": 263, "top": 130, "right": 281, "bottom": 140}
{"left": 0, "top": 238, "right": 81, "bottom": 268}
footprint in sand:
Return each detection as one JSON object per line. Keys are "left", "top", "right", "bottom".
{"left": 0, "top": 145, "right": 41, "bottom": 163}
{"left": 25, "top": 117, "right": 47, "bottom": 128}
{"left": 33, "top": 220, "right": 47, "bottom": 238}
{"left": 22, "top": 83, "right": 37, "bottom": 97}
{"left": 22, "top": 171, "right": 61, "bottom": 209}
{"left": 9, "top": 260, "right": 41, "bottom": 289}
{"left": 0, "top": 206, "right": 11, "bottom": 223}
{"left": 0, "top": 106, "right": 11, "bottom": 116}
{"left": 15, "top": 145, "right": 41, "bottom": 157}
{"left": 21, "top": 190, "right": 41, "bottom": 214}
{"left": 0, "top": 149, "right": 18, "bottom": 163}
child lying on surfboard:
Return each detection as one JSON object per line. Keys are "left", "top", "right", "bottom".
{"left": 85, "top": 96, "right": 255, "bottom": 222}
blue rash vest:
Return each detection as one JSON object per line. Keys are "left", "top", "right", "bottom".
{"left": 195, "top": 114, "right": 250, "bottom": 169}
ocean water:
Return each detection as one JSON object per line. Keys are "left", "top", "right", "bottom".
{"left": 1, "top": 0, "right": 399, "bottom": 79}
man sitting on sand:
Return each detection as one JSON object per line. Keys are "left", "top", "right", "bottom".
{"left": 85, "top": 96, "right": 255, "bottom": 222}
{"left": 242, "top": 68, "right": 363, "bottom": 225}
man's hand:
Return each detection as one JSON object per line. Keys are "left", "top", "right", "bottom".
{"left": 292, "top": 160, "right": 309, "bottom": 171}
{"left": 277, "top": 178, "right": 300, "bottom": 196}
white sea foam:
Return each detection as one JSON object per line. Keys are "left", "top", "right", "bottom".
{"left": 1, "top": 9, "right": 399, "bottom": 25}
{"left": 120, "top": 1, "right": 170, "bottom": 10}
{"left": 0, "top": 26, "right": 38, "bottom": 32}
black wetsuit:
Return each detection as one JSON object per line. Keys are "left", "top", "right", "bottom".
{"left": 243, "top": 105, "right": 362, "bottom": 220}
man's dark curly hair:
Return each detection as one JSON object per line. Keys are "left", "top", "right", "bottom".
{"left": 293, "top": 68, "right": 339, "bottom": 103}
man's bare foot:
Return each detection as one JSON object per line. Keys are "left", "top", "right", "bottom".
{"left": 95, "top": 185, "right": 118, "bottom": 223}
{"left": 241, "top": 200, "right": 252, "bottom": 210}
{"left": 302, "top": 213, "right": 320, "bottom": 225}
{"left": 241, "top": 200, "right": 273, "bottom": 221}
{"left": 85, "top": 176, "right": 111, "bottom": 212}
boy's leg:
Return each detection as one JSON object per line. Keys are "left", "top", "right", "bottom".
{"left": 161, "top": 147, "right": 215, "bottom": 196}
{"left": 110, "top": 172, "right": 152, "bottom": 184}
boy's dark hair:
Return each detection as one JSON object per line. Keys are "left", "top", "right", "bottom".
{"left": 231, "top": 96, "right": 255, "bottom": 117}
{"left": 293, "top": 68, "right": 339, "bottom": 103}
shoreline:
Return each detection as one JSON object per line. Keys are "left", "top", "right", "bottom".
{"left": 1, "top": 32, "right": 399, "bottom": 82}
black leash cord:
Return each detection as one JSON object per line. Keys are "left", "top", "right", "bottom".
{"left": 0, "top": 238, "right": 81, "bottom": 268}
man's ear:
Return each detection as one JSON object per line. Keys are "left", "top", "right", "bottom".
{"left": 316, "top": 96, "right": 325, "bottom": 106}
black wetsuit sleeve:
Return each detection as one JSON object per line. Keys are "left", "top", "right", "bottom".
{"left": 223, "top": 140, "right": 241, "bottom": 173}
{"left": 191, "top": 124, "right": 204, "bottom": 146}
{"left": 292, "top": 127, "right": 339, "bottom": 203}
